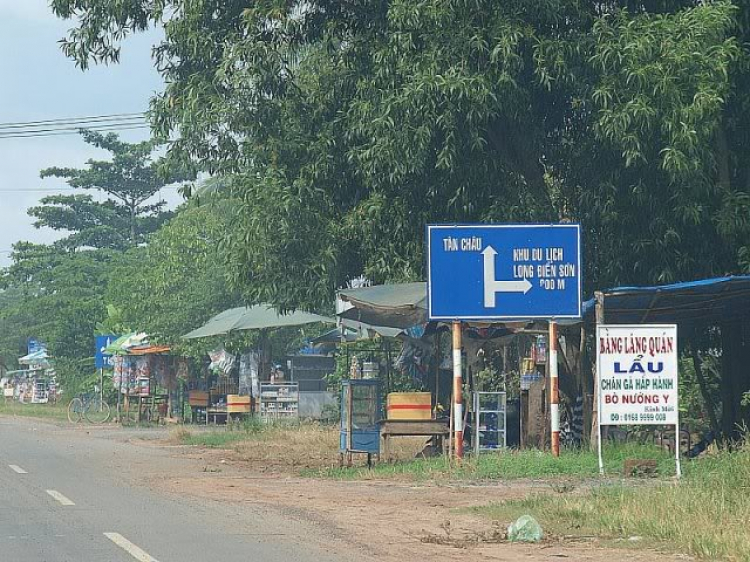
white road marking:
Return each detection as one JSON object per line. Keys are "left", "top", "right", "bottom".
{"left": 45, "top": 490, "right": 75, "bottom": 506}
{"left": 8, "top": 465, "right": 27, "bottom": 474}
{"left": 104, "top": 533, "right": 160, "bottom": 562}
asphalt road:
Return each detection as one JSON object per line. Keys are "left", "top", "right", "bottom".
{"left": 0, "top": 417, "right": 350, "bottom": 562}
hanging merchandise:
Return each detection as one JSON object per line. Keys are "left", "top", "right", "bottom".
{"left": 208, "top": 348, "right": 236, "bottom": 375}
{"left": 393, "top": 339, "right": 432, "bottom": 387}
{"left": 532, "top": 336, "right": 547, "bottom": 365}
{"left": 520, "top": 357, "right": 542, "bottom": 390}
{"left": 153, "top": 355, "right": 167, "bottom": 387}
{"left": 349, "top": 355, "right": 360, "bottom": 379}
{"left": 113, "top": 356, "right": 135, "bottom": 394}
{"left": 176, "top": 358, "right": 189, "bottom": 380}
{"left": 239, "top": 352, "right": 259, "bottom": 397}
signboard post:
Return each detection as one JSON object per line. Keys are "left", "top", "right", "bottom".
{"left": 427, "top": 224, "right": 581, "bottom": 459}
{"left": 596, "top": 324, "right": 680, "bottom": 477}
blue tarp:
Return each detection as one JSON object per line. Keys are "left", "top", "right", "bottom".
{"left": 583, "top": 275, "right": 750, "bottom": 325}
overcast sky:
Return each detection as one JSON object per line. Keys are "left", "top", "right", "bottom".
{"left": 0, "top": 1, "right": 180, "bottom": 266}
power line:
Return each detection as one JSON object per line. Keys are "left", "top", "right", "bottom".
{"left": 0, "top": 112, "right": 146, "bottom": 129}
{"left": 0, "top": 186, "right": 180, "bottom": 193}
{"left": 0, "top": 123, "right": 150, "bottom": 140}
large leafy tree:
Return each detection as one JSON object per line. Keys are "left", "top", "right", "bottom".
{"left": 38, "top": 129, "right": 189, "bottom": 249}
{"left": 49, "top": 1, "right": 750, "bottom": 308}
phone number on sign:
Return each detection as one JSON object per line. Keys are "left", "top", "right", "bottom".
{"left": 609, "top": 413, "right": 667, "bottom": 423}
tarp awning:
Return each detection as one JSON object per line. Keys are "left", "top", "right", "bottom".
{"left": 18, "top": 349, "right": 49, "bottom": 365}
{"left": 183, "top": 304, "right": 335, "bottom": 339}
{"left": 583, "top": 275, "right": 750, "bottom": 325}
{"left": 104, "top": 333, "right": 149, "bottom": 355}
{"left": 337, "top": 282, "right": 427, "bottom": 330}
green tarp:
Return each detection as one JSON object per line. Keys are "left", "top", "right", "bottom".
{"left": 337, "top": 282, "right": 427, "bottom": 329}
{"left": 182, "top": 304, "right": 335, "bottom": 339}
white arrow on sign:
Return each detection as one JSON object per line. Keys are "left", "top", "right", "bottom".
{"left": 482, "top": 246, "right": 532, "bottom": 307}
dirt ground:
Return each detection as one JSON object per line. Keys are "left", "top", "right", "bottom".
{"left": 121, "top": 425, "right": 695, "bottom": 562}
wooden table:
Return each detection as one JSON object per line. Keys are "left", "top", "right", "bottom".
{"left": 378, "top": 419, "right": 450, "bottom": 461}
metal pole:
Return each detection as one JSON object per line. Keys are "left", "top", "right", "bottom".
{"left": 99, "top": 368, "right": 104, "bottom": 412}
{"left": 675, "top": 423, "right": 682, "bottom": 479}
{"left": 452, "top": 321, "right": 463, "bottom": 459}
{"left": 549, "top": 321, "right": 560, "bottom": 457}
{"left": 592, "top": 291, "right": 605, "bottom": 451}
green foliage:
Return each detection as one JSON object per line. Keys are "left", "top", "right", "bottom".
{"left": 106, "top": 197, "right": 240, "bottom": 357}
{"left": 50, "top": 1, "right": 750, "bottom": 311}
{"left": 38, "top": 130, "right": 189, "bottom": 247}
{"left": 0, "top": 247, "right": 114, "bottom": 367}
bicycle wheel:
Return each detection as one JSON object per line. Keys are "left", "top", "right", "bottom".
{"left": 84, "top": 396, "right": 111, "bottom": 424}
{"left": 67, "top": 398, "right": 84, "bottom": 424}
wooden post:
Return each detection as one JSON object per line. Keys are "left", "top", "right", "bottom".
{"left": 549, "top": 321, "right": 560, "bottom": 457}
{"left": 452, "top": 321, "right": 463, "bottom": 459}
{"left": 346, "top": 382, "right": 353, "bottom": 467}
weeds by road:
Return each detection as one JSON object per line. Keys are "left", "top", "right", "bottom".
{"left": 470, "top": 445, "right": 749, "bottom": 560}
{"left": 175, "top": 422, "right": 676, "bottom": 481}
{"left": 0, "top": 401, "right": 68, "bottom": 422}
{"left": 311, "top": 442, "right": 676, "bottom": 481}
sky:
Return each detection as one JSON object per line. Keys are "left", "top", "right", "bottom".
{"left": 0, "top": 1, "right": 181, "bottom": 266}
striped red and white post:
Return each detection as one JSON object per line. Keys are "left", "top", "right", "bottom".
{"left": 550, "top": 321, "right": 560, "bottom": 457}
{"left": 452, "top": 321, "right": 464, "bottom": 459}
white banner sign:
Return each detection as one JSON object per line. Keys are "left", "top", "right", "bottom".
{"left": 597, "top": 324, "right": 678, "bottom": 425}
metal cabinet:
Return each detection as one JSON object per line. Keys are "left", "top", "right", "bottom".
{"left": 473, "top": 391, "right": 507, "bottom": 453}
{"left": 340, "top": 379, "right": 380, "bottom": 464}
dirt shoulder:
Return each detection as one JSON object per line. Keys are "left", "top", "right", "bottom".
{"left": 137, "top": 432, "right": 691, "bottom": 562}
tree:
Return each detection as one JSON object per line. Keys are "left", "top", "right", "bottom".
{"left": 0, "top": 245, "right": 113, "bottom": 386}
{"left": 106, "top": 197, "right": 240, "bottom": 356}
{"left": 38, "top": 129, "right": 189, "bottom": 248}
{"left": 49, "top": 1, "right": 750, "bottom": 310}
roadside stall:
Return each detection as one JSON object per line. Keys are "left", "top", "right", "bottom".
{"left": 17, "top": 349, "right": 55, "bottom": 404}
{"left": 108, "top": 334, "right": 179, "bottom": 423}
{"left": 182, "top": 304, "right": 335, "bottom": 423}
{"left": 336, "top": 283, "right": 582, "bottom": 457}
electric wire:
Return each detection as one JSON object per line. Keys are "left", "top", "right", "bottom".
{"left": 0, "top": 111, "right": 150, "bottom": 139}
{"left": 0, "top": 123, "right": 150, "bottom": 139}
{"left": 0, "top": 112, "right": 145, "bottom": 130}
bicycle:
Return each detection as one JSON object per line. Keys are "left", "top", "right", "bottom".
{"left": 67, "top": 389, "right": 111, "bottom": 424}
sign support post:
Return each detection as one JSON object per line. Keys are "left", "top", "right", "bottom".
{"left": 597, "top": 392, "right": 604, "bottom": 474}
{"left": 549, "top": 321, "right": 560, "bottom": 457}
{"left": 452, "top": 321, "right": 463, "bottom": 460}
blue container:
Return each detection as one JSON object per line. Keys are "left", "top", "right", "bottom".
{"left": 340, "top": 379, "right": 381, "bottom": 454}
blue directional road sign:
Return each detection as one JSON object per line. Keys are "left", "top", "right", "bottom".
{"left": 427, "top": 224, "right": 581, "bottom": 321}
{"left": 95, "top": 334, "right": 117, "bottom": 369}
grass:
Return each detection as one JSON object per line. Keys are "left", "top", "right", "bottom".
{"left": 470, "top": 445, "right": 750, "bottom": 560}
{"left": 174, "top": 421, "right": 428, "bottom": 471}
{"left": 174, "top": 419, "right": 278, "bottom": 447}
{"left": 0, "top": 400, "right": 69, "bottom": 421}
{"left": 309, "top": 442, "right": 676, "bottom": 481}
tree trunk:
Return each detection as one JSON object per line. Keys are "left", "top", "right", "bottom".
{"left": 130, "top": 202, "right": 137, "bottom": 246}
